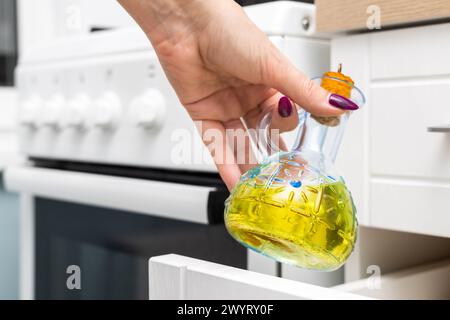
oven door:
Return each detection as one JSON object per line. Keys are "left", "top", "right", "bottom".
{"left": 4, "top": 164, "right": 246, "bottom": 300}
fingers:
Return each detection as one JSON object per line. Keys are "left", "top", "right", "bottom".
{"left": 191, "top": 89, "right": 304, "bottom": 190}
{"left": 189, "top": 87, "right": 297, "bottom": 190}
{"left": 243, "top": 93, "right": 299, "bottom": 154}
{"left": 265, "top": 50, "right": 353, "bottom": 117}
{"left": 270, "top": 96, "right": 299, "bottom": 135}
{"left": 262, "top": 95, "right": 297, "bottom": 153}
{"left": 250, "top": 93, "right": 298, "bottom": 134}
{"left": 185, "top": 85, "right": 275, "bottom": 122}
{"left": 270, "top": 96, "right": 299, "bottom": 152}
{"left": 224, "top": 119, "right": 259, "bottom": 176}
{"left": 194, "top": 120, "right": 242, "bottom": 190}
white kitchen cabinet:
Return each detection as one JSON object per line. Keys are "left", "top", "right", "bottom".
{"left": 333, "top": 23, "right": 450, "bottom": 238}
{"left": 371, "top": 182, "right": 450, "bottom": 237}
{"left": 334, "top": 258, "right": 450, "bottom": 300}
{"left": 371, "top": 83, "right": 450, "bottom": 180}
{"left": 149, "top": 254, "right": 450, "bottom": 300}
{"left": 369, "top": 23, "right": 450, "bottom": 79}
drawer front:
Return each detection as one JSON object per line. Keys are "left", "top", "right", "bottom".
{"left": 371, "top": 23, "right": 450, "bottom": 79}
{"left": 371, "top": 82, "right": 450, "bottom": 180}
{"left": 371, "top": 180, "right": 450, "bottom": 238}
{"left": 149, "top": 254, "right": 368, "bottom": 300}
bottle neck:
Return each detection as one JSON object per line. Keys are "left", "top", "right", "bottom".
{"left": 297, "top": 113, "right": 349, "bottom": 163}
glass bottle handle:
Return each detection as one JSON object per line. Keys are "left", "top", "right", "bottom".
{"left": 257, "top": 107, "right": 307, "bottom": 158}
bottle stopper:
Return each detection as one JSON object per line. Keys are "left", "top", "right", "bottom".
{"left": 312, "top": 64, "right": 354, "bottom": 127}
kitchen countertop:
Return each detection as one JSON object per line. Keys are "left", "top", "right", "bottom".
{"left": 316, "top": 0, "right": 450, "bottom": 32}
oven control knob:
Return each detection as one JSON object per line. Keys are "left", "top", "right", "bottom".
{"left": 19, "top": 95, "right": 43, "bottom": 128}
{"left": 41, "top": 94, "right": 65, "bottom": 129}
{"left": 130, "top": 89, "right": 166, "bottom": 129}
{"left": 62, "top": 94, "right": 90, "bottom": 129}
{"left": 92, "top": 92, "right": 122, "bottom": 129}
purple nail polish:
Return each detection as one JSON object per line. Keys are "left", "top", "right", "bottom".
{"left": 329, "top": 94, "right": 359, "bottom": 110}
{"left": 278, "top": 96, "right": 292, "bottom": 118}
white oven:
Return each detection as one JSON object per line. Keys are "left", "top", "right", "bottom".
{"left": 5, "top": 1, "right": 336, "bottom": 299}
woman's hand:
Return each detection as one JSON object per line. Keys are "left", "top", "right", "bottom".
{"left": 118, "top": 0, "right": 350, "bottom": 189}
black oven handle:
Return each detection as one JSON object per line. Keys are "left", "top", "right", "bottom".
{"left": 4, "top": 166, "right": 227, "bottom": 224}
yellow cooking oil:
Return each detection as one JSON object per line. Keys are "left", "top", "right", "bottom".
{"left": 224, "top": 174, "right": 357, "bottom": 271}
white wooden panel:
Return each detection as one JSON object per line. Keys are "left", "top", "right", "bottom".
{"left": 370, "top": 82, "right": 450, "bottom": 180}
{"left": 371, "top": 179, "right": 450, "bottom": 238}
{"left": 356, "top": 226, "right": 450, "bottom": 278}
{"left": 371, "top": 23, "right": 450, "bottom": 80}
{"left": 335, "top": 259, "right": 450, "bottom": 300}
{"left": 149, "top": 254, "right": 369, "bottom": 300}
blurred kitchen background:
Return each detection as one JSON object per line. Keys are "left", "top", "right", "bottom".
{"left": 0, "top": 0, "right": 18, "bottom": 299}
{"left": 0, "top": 0, "right": 449, "bottom": 300}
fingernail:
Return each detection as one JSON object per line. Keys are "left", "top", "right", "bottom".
{"left": 329, "top": 94, "right": 359, "bottom": 110}
{"left": 278, "top": 96, "right": 292, "bottom": 118}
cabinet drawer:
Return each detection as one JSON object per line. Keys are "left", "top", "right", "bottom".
{"left": 370, "top": 82, "right": 450, "bottom": 180}
{"left": 335, "top": 259, "right": 450, "bottom": 300}
{"left": 371, "top": 180, "right": 450, "bottom": 237}
{"left": 371, "top": 23, "right": 450, "bottom": 79}
{"left": 150, "top": 254, "right": 449, "bottom": 300}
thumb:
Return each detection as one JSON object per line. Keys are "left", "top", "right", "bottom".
{"left": 266, "top": 55, "right": 357, "bottom": 117}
